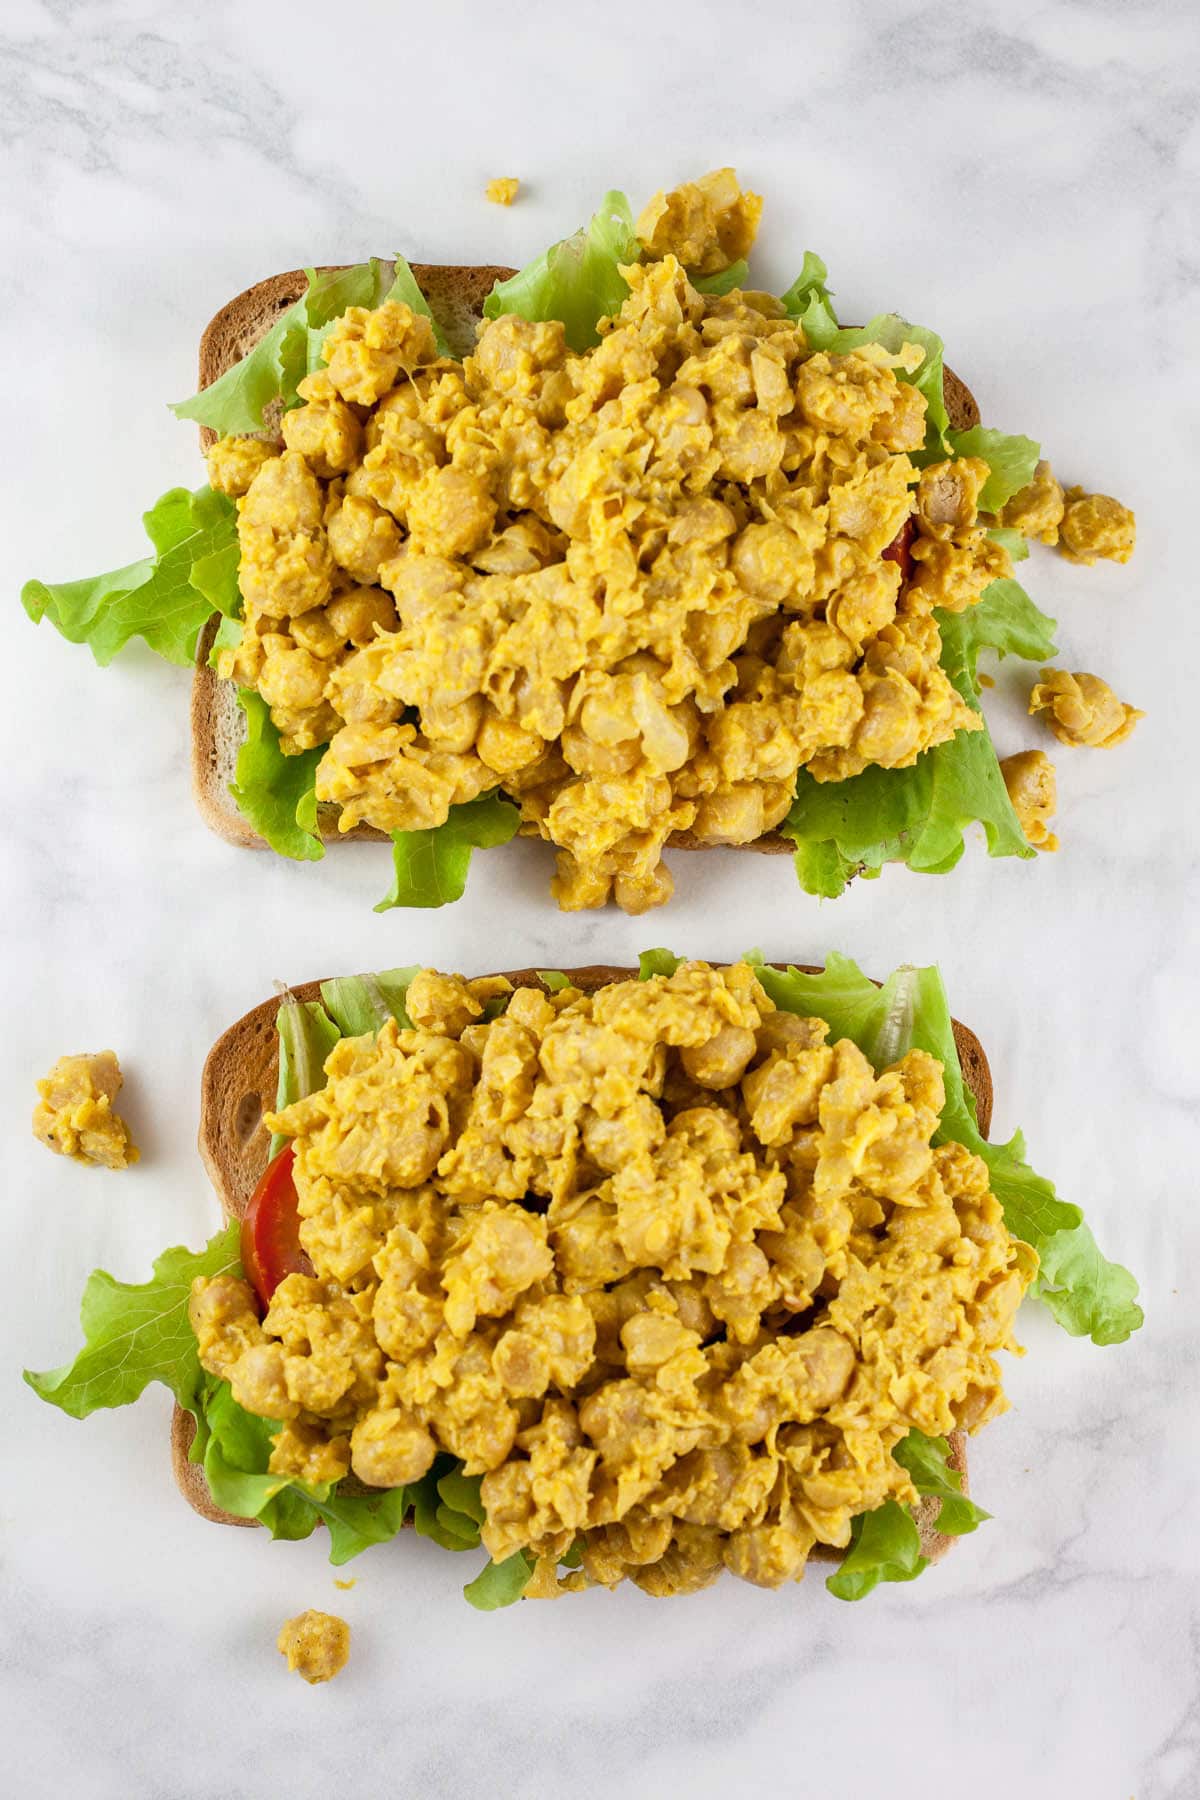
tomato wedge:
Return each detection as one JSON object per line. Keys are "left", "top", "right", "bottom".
{"left": 241, "top": 1145, "right": 313, "bottom": 1307}
{"left": 882, "top": 516, "right": 915, "bottom": 583}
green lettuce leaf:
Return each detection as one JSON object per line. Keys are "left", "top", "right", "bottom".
{"left": 377, "top": 255, "right": 451, "bottom": 359}
{"left": 779, "top": 251, "right": 840, "bottom": 348}
{"left": 825, "top": 1500, "right": 926, "bottom": 1601}
{"left": 948, "top": 425, "right": 1041, "bottom": 513}
{"left": 275, "top": 996, "right": 341, "bottom": 1110}
{"left": 409, "top": 1456, "right": 478, "bottom": 1551}
{"left": 20, "top": 1214, "right": 399, "bottom": 1553}
{"left": 940, "top": 577, "right": 1057, "bottom": 695}
{"left": 783, "top": 720, "right": 1027, "bottom": 897}
{"left": 24, "top": 1224, "right": 240, "bottom": 1418}
{"left": 435, "top": 1468, "right": 487, "bottom": 1549}
{"left": 464, "top": 1550, "right": 535, "bottom": 1611}
{"left": 753, "top": 952, "right": 918, "bottom": 1059}
{"left": 267, "top": 964, "right": 479, "bottom": 1154}
{"left": 782, "top": 579, "right": 1056, "bottom": 897}
{"left": 756, "top": 954, "right": 1142, "bottom": 1345}
{"left": 1032, "top": 1221, "right": 1146, "bottom": 1343}
{"left": 988, "top": 525, "right": 1029, "bottom": 563}
{"left": 638, "top": 948, "right": 684, "bottom": 980}
{"left": 22, "top": 485, "right": 237, "bottom": 668}
{"left": 483, "top": 191, "right": 640, "bottom": 352}
{"left": 828, "top": 1415, "right": 989, "bottom": 1603}
{"left": 198, "top": 1382, "right": 490, "bottom": 1565}
{"left": 317, "top": 1487, "right": 412, "bottom": 1565}
{"left": 190, "top": 538, "right": 241, "bottom": 618}
{"left": 319, "top": 969, "right": 418, "bottom": 1038}
{"left": 188, "top": 1377, "right": 412, "bottom": 1556}
{"left": 191, "top": 1377, "right": 324, "bottom": 1539}
{"left": 229, "top": 689, "right": 325, "bottom": 862}
{"left": 172, "top": 259, "right": 398, "bottom": 434}
{"left": 893, "top": 1430, "right": 990, "bottom": 1536}
{"left": 691, "top": 259, "right": 750, "bottom": 296}
{"left": 820, "top": 314, "right": 950, "bottom": 459}
{"left": 208, "top": 613, "right": 243, "bottom": 668}
{"left": 269, "top": 993, "right": 341, "bottom": 1155}
{"left": 304, "top": 258, "right": 448, "bottom": 367}
{"left": 375, "top": 792, "right": 521, "bottom": 911}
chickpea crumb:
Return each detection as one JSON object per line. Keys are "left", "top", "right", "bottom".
{"left": 277, "top": 1609, "right": 350, "bottom": 1684}
{"left": 32, "top": 1051, "right": 138, "bottom": 1169}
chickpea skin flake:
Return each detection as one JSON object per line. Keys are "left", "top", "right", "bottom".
{"left": 189, "top": 961, "right": 1036, "bottom": 1599}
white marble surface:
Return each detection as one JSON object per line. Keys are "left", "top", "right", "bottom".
{"left": 2, "top": 1, "right": 1198, "bottom": 1794}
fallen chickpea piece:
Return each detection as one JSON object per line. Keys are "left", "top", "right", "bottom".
{"left": 485, "top": 177, "right": 520, "bottom": 206}
{"left": 998, "top": 460, "right": 1135, "bottom": 564}
{"left": 277, "top": 1610, "right": 350, "bottom": 1684}
{"left": 999, "top": 458, "right": 1066, "bottom": 545}
{"left": 32, "top": 1051, "right": 139, "bottom": 1169}
{"left": 1058, "top": 487, "right": 1136, "bottom": 565}
{"left": 1029, "top": 668, "right": 1142, "bottom": 749}
{"left": 1000, "top": 749, "right": 1059, "bottom": 851}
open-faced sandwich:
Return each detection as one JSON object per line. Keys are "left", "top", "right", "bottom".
{"left": 27, "top": 955, "right": 1141, "bottom": 1608}
{"left": 23, "top": 171, "right": 1139, "bottom": 912}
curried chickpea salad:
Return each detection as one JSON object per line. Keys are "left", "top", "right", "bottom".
{"left": 28, "top": 956, "right": 1142, "bottom": 1609}
{"left": 25, "top": 171, "right": 1139, "bottom": 912}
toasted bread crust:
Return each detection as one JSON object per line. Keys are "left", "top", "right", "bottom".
{"left": 176, "top": 963, "right": 990, "bottom": 1562}
{"left": 189, "top": 270, "right": 979, "bottom": 860}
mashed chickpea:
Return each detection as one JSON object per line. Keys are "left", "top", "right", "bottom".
{"left": 209, "top": 173, "right": 1134, "bottom": 908}
{"left": 32, "top": 1051, "right": 138, "bottom": 1169}
{"left": 1029, "top": 669, "right": 1142, "bottom": 749}
{"left": 190, "top": 962, "right": 1035, "bottom": 1599}
{"left": 277, "top": 1610, "right": 350, "bottom": 1684}
{"left": 209, "top": 173, "right": 1006, "bottom": 913}
{"left": 1000, "top": 750, "right": 1059, "bottom": 851}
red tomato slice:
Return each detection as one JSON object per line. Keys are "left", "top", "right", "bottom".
{"left": 882, "top": 516, "right": 915, "bottom": 583}
{"left": 241, "top": 1145, "right": 313, "bottom": 1307}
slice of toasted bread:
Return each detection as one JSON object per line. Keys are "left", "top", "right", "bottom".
{"left": 189, "top": 270, "right": 980, "bottom": 857}
{"left": 175, "top": 963, "right": 989, "bottom": 1568}
{"left": 190, "top": 261, "right": 516, "bottom": 848}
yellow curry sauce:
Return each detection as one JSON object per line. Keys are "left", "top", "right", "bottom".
{"left": 190, "top": 963, "right": 1035, "bottom": 1598}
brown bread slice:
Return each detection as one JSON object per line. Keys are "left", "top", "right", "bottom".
{"left": 189, "top": 270, "right": 980, "bottom": 856}
{"left": 174, "top": 963, "right": 990, "bottom": 1570}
